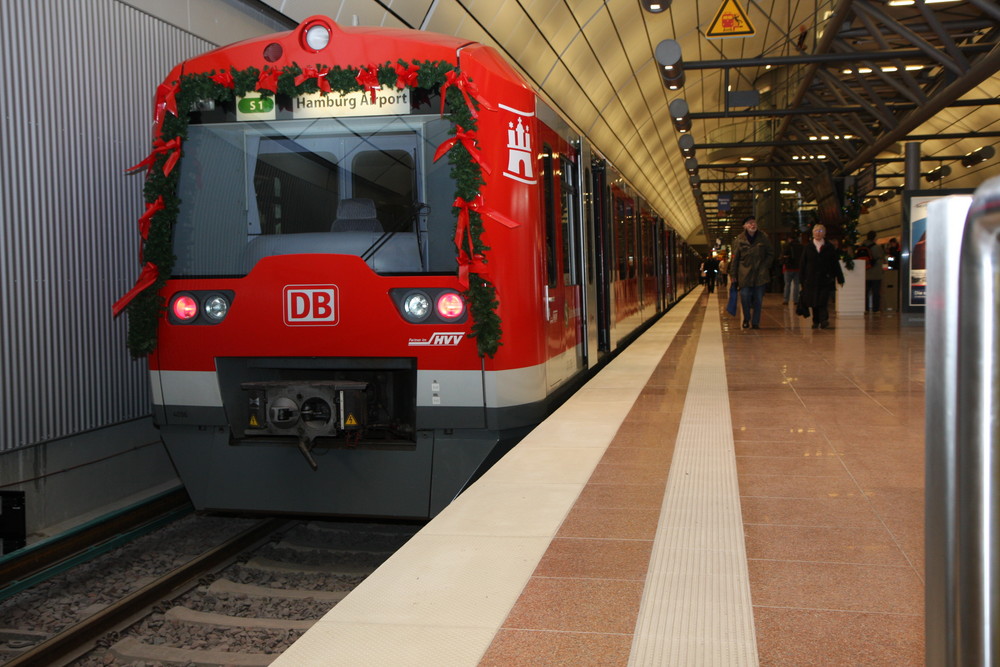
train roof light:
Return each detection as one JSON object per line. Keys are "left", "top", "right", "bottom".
{"left": 303, "top": 21, "right": 332, "bottom": 52}
{"left": 436, "top": 292, "right": 466, "bottom": 320}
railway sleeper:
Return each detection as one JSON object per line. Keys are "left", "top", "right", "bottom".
{"left": 164, "top": 605, "right": 315, "bottom": 630}
{"left": 245, "top": 555, "right": 377, "bottom": 576}
{"left": 111, "top": 635, "right": 272, "bottom": 667}
{"left": 207, "top": 578, "right": 349, "bottom": 603}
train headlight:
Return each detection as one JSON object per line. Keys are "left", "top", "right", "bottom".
{"left": 170, "top": 294, "right": 199, "bottom": 322}
{"left": 436, "top": 291, "right": 466, "bottom": 320}
{"left": 167, "top": 290, "right": 235, "bottom": 325}
{"left": 303, "top": 21, "right": 331, "bottom": 51}
{"left": 203, "top": 294, "right": 230, "bottom": 322}
{"left": 390, "top": 288, "right": 469, "bottom": 324}
{"left": 402, "top": 291, "right": 431, "bottom": 322}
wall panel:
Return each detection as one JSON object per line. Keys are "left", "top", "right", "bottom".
{"left": 0, "top": 0, "right": 213, "bottom": 451}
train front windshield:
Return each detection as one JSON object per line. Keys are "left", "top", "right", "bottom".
{"left": 171, "top": 115, "right": 458, "bottom": 277}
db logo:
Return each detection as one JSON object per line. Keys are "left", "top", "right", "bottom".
{"left": 283, "top": 285, "right": 339, "bottom": 326}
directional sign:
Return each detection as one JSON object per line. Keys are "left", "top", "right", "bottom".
{"left": 718, "top": 192, "right": 732, "bottom": 212}
{"left": 707, "top": 0, "right": 755, "bottom": 38}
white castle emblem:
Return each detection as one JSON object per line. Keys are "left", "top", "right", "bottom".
{"left": 504, "top": 116, "right": 536, "bottom": 184}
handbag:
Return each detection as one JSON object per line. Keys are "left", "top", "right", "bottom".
{"left": 726, "top": 283, "right": 738, "bottom": 316}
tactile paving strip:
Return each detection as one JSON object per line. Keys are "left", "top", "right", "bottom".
{"left": 628, "top": 297, "right": 759, "bottom": 666}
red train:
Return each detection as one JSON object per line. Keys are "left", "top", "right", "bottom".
{"left": 117, "top": 16, "right": 699, "bottom": 518}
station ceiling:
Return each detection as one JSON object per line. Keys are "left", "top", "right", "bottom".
{"left": 255, "top": 0, "right": 1000, "bottom": 249}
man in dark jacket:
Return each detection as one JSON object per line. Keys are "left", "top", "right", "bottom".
{"left": 731, "top": 216, "right": 774, "bottom": 329}
{"left": 700, "top": 255, "right": 719, "bottom": 293}
{"left": 799, "top": 223, "right": 845, "bottom": 329}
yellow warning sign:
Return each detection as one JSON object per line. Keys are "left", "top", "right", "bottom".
{"left": 249, "top": 414, "right": 259, "bottom": 427}
{"left": 345, "top": 414, "right": 358, "bottom": 426}
{"left": 707, "top": 0, "right": 755, "bottom": 38}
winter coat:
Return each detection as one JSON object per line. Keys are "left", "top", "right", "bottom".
{"left": 731, "top": 230, "right": 774, "bottom": 288}
{"left": 863, "top": 241, "right": 885, "bottom": 280}
{"left": 799, "top": 240, "right": 844, "bottom": 307}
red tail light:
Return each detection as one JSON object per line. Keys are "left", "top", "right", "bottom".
{"left": 171, "top": 295, "right": 199, "bottom": 321}
{"left": 436, "top": 292, "right": 465, "bottom": 320}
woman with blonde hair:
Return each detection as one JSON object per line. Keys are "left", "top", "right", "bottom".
{"left": 798, "top": 224, "right": 845, "bottom": 329}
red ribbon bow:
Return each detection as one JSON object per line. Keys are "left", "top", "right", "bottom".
{"left": 433, "top": 126, "right": 491, "bottom": 175}
{"left": 138, "top": 197, "right": 165, "bottom": 240}
{"left": 126, "top": 137, "right": 182, "bottom": 177}
{"left": 451, "top": 196, "right": 520, "bottom": 286}
{"left": 394, "top": 62, "right": 420, "bottom": 89}
{"left": 296, "top": 65, "right": 331, "bottom": 93}
{"left": 152, "top": 81, "right": 179, "bottom": 137}
{"left": 355, "top": 66, "right": 380, "bottom": 103}
{"left": 452, "top": 197, "right": 490, "bottom": 287}
{"left": 440, "top": 70, "right": 496, "bottom": 119}
{"left": 210, "top": 70, "right": 235, "bottom": 88}
{"left": 256, "top": 67, "right": 281, "bottom": 93}
{"left": 111, "top": 262, "right": 159, "bottom": 317}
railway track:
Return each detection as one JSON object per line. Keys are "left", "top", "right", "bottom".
{"left": 0, "top": 511, "right": 419, "bottom": 666}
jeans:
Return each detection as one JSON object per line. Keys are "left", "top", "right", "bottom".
{"left": 739, "top": 284, "right": 766, "bottom": 326}
{"left": 783, "top": 271, "right": 800, "bottom": 304}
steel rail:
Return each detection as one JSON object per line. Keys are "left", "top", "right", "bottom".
{"left": 0, "top": 487, "right": 191, "bottom": 600}
{"left": 3, "top": 518, "right": 287, "bottom": 667}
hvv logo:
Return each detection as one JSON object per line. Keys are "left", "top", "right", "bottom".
{"left": 284, "top": 285, "right": 339, "bottom": 326}
{"left": 408, "top": 332, "right": 464, "bottom": 347}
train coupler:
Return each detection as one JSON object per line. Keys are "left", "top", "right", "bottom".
{"left": 241, "top": 380, "right": 368, "bottom": 442}
{"left": 297, "top": 436, "right": 319, "bottom": 471}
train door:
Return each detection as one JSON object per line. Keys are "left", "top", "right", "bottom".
{"left": 542, "top": 146, "right": 584, "bottom": 390}
{"left": 577, "top": 147, "right": 600, "bottom": 368}
{"left": 591, "top": 161, "right": 611, "bottom": 353}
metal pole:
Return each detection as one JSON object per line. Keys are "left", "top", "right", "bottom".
{"left": 925, "top": 194, "right": 970, "bottom": 666}
{"left": 953, "top": 176, "right": 1000, "bottom": 664}
{"left": 905, "top": 143, "right": 922, "bottom": 190}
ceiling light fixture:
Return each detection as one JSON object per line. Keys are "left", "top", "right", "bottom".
{"left": 678, "top": 133, "right": 695, "bottom": 157}
{"left": 669, "top": 98, "right": 691, "bottom": 133}
{"left": 925, "top": 165, "right": 951, "bottom": 183}
{"left": 843, "top": 64, "right": 927, "bottom": 75}
{"left": 640, "top": 0, "right": 671, "bottom": 12}
{"left": 961, "top": 145, "right": 996, "bottom": 168}
{"left": 888, "top": 0, "right": 959, "bottom": 5}
{"left": 655, "top": 40, "right": 685, "bottom": 90}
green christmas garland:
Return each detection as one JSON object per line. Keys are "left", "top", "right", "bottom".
{"left": 839, "top": 183, "right": 861, "bottom": 271}
{"left": 122, "top": 60, "right": 502, "bottom": 358}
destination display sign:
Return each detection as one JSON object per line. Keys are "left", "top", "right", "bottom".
{"left": 236, "top": 88, "right": 411, "bottom": 121}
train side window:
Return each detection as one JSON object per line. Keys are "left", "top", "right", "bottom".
{"left": 543, "top": 147, "right": 557, "bottom": 288}
{"left": 615, "top": 195, "right": 628, "bottom": 280}
{"left": 627, "top": 198, "right": 636, "bottom": 279}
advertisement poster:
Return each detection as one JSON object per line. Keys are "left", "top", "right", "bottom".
{"left": 902, "top": 190, "right": 974, "bottom": 312}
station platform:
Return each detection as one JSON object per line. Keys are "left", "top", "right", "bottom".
{"left": 272, "top": 287, "right": 925, "bottom": 666}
